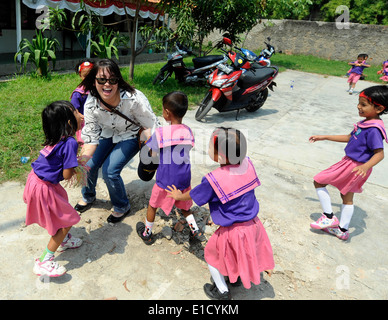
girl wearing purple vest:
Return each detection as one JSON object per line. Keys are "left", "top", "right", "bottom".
{"left": 136, "top": 92, "right": 203, "bottom": 245}
{"left": 309, "top": 85, "right": 388, "bottom": 240}
{"left": 23, "top": 101, "right": 84, "bottom": 277}
{"left": 347, "top": 54, "right": 370, "bottom": 95}
{"left": 167, "top": 127, "right": 274, "bottom": 300}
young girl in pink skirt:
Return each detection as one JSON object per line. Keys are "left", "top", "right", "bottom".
{"left": 167, "top": 127, "right": 274, "bottom": 300}
{"left": 136, "top": 92, "right": 203, "bottom": 245}
{"left": 23, "top": 101, "right": 84, "bottom": 277}
{"left": 309, "top": 85, "right": 388, "bottom": 240}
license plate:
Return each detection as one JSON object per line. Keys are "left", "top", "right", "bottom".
{"left": 172, "top": 63, "right": 182, "bottom": 67}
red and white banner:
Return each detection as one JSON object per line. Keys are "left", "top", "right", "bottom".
{"left": 22, "top": 0, "right": 163, "bottom": 20}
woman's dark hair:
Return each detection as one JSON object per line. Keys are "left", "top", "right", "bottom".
{"left": 361, "top": 85, "right": 388, "bottom": 115}
{"left": 162, "top": 91, "right": 188, "bottom": 118}
{"left": 42, "top": 101, "right": 78, "bottom": 146}
{"left": 212, "top": 127, "right": 247, "bottom": 165}
{"left": 79, "top": 59, "right": 135, "bottom": 97}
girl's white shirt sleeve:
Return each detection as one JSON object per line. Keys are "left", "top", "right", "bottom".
{"left": 81, "top": 89, "right": 159, "bottom": 145}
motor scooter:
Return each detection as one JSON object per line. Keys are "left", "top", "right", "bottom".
{"left": 195, "top": 37, "right": 278, "bottom": 121}
{"left": 152, "top": 42, "right": 227, "bottom": 85}
{"left": 239, "top": 37, "right": 275, "bottom": 67}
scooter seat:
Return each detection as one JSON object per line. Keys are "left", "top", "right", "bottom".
{"left": 238, "top": 67, "right": 275, "bottom": 88}
{"left": 193, "top": 55, "right": 225, "bottom": 69}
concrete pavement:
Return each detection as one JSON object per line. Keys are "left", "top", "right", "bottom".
{"left": 1, "top": 70, "right": 387, "bottom": 300}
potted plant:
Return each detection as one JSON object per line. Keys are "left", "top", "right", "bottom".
{"left": 14, "top": 29, "right": 60, "bottom": 77}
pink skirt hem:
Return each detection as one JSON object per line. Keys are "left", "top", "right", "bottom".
{"left": 204, "top": 216, "right": 274, "bottom": 289}
{"left": 314, "top": 156, "right": 372, "bottom": 195}
{"left": 23, "top": 171, "right": 80, "bottom": 236}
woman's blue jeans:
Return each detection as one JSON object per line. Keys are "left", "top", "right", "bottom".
{"left": 82, "top": 137, "right": 139, "bottom": 213}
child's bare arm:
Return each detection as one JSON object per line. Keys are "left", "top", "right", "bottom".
{"left": 309, "top": 134, "right": 351, "bottom": 143}
{"left": 352, "top": 149, "right": 384, "bottom": 178}
{"left": 63, "top": 168, "right": 75, "bottom": 180}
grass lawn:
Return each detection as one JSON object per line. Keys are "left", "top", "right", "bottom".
{"left": 0, "top": 53, "right": 385, "bottom": 183}
{"left": 270, "top": 53, "right": 383, "bottom": 83}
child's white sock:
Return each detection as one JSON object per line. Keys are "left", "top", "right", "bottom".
{"left": 185, "top": 214, "right": 199, "bottom": 233}
{"left": 316, "top": 187, "right": 333, "bottom": 216}
{"left": 339, "top": 204, "right": 354, "bottom": 231}
{"left": 208, "top": 264, "right": 229, "bottom": 294}
{"left": 143, "top": 219, "right": 154, "bottom": 237}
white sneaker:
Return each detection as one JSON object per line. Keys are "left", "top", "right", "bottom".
{"left": 323, "top": 227, "right": 350, "bottom": 240}
{"left": 310, "top": 213, "right": 339, "bottom": 229}
{"left": 57, "top": 233, "right": 83, "bottom": 252}
{"left": 349, "top": 89, "right": 354, "bottom": 95}
{"left": 33, "top": 257, "right": 66, "bottom": 277}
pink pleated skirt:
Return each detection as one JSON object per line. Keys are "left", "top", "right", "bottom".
{"left": 380, "top": 75, "right": 388, "bottom": 82}
{"left": 314, "top": 156, "right": 372, "bottom": 195}
{"left": 23, "top": 170, "right": 80, "bottom": 236}
{"left": 149, "top": 183, "right": 192, "bottom": 215}
{"left": 204, "top": 216, "right": 275, "bottom": 289}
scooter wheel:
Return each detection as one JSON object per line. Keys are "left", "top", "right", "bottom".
{"left": 196, "top": 92, "right": 214, "bottom": 121}
{"left": 245, "top": 88, "right": 268, "bottom": 112}
{"left": 153, "top": 70, "right": 171, "bottom": 85}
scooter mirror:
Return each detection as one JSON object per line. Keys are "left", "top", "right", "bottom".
{"left": 223, "top": 37, "right": 232, "bottom": 46}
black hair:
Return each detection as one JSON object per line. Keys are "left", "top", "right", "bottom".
{"left": 212, "top": 127, "right": 247, "bottom": 165}
{"left": 42, "top": 100, "right": 78, "bottom": 146}
{"left": 361, "top": 85, "right": 388, "bottom": 115}
{"left": 79, "top": 59, "right": 135, "bottom": 97}
{"left": 162, "top": 91, "right": 188, "bottom": 118}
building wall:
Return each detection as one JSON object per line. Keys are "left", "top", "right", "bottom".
{"left": 205, "top": 19, "right": 388, "bottom": 66}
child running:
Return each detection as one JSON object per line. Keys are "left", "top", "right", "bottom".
{"left": 23, "top": 101, "right": 84, "bottom": 277}
{"left": 136, "top": 91, "right": 203, "bottom": 245}
{"left": 309, "top": 85, "right": 388, "bottom": 240}
{"left": 347, "top": 54, "right": 370, "bottom": 95}
{"left": 70, "top": 59, "right": 94, "bottom": 144}
{"left": 167, "top": 127, "right": 274, "bottom": 300}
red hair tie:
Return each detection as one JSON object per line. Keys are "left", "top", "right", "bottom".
{"left": 359, "top": 91, "right": 386, "bottom": 109}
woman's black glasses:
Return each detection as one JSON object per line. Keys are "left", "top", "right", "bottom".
{"left": 95, "top": 77, "right": 119, "bottom": 85}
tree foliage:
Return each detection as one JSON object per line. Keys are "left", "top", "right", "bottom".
{"left": 170, "top": 0, "right": 313, "bottom": 53}
{"left": 268, "top": 0, "right": 388, "bottom": 25}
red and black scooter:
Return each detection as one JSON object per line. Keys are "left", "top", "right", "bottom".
{"left": 195, "top": 37, "right": 278, "bottom": 121}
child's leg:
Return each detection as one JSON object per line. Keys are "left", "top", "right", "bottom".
{"left": 208, "top": 264, "right": 229, "bottom": 293}
{"left": 34, "top": 227, "right": 72, "bottom": 277}
{"left": 181, "top": 209, "right": 199, "bottom": 233}
{"left": 311, "top": 181, "right": 339, "bottom": 229}
{"left": 314, "top": 181, "right": 333, "bottom": 216}
{"left": 39, "top": 226, "right": 72, "bottom": 262}
{"left": 339, "top": 192, "right": 354, "bottom": 231}
{"left": 144, "top": 204, "right": 157, "bottom": 236}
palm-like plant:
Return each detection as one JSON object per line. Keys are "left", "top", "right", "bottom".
{"left": 90, "top": 30, "right": 119, "bottom": 59}
{"left": 14, "top": 29, "right": 60, "bottom": 77}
